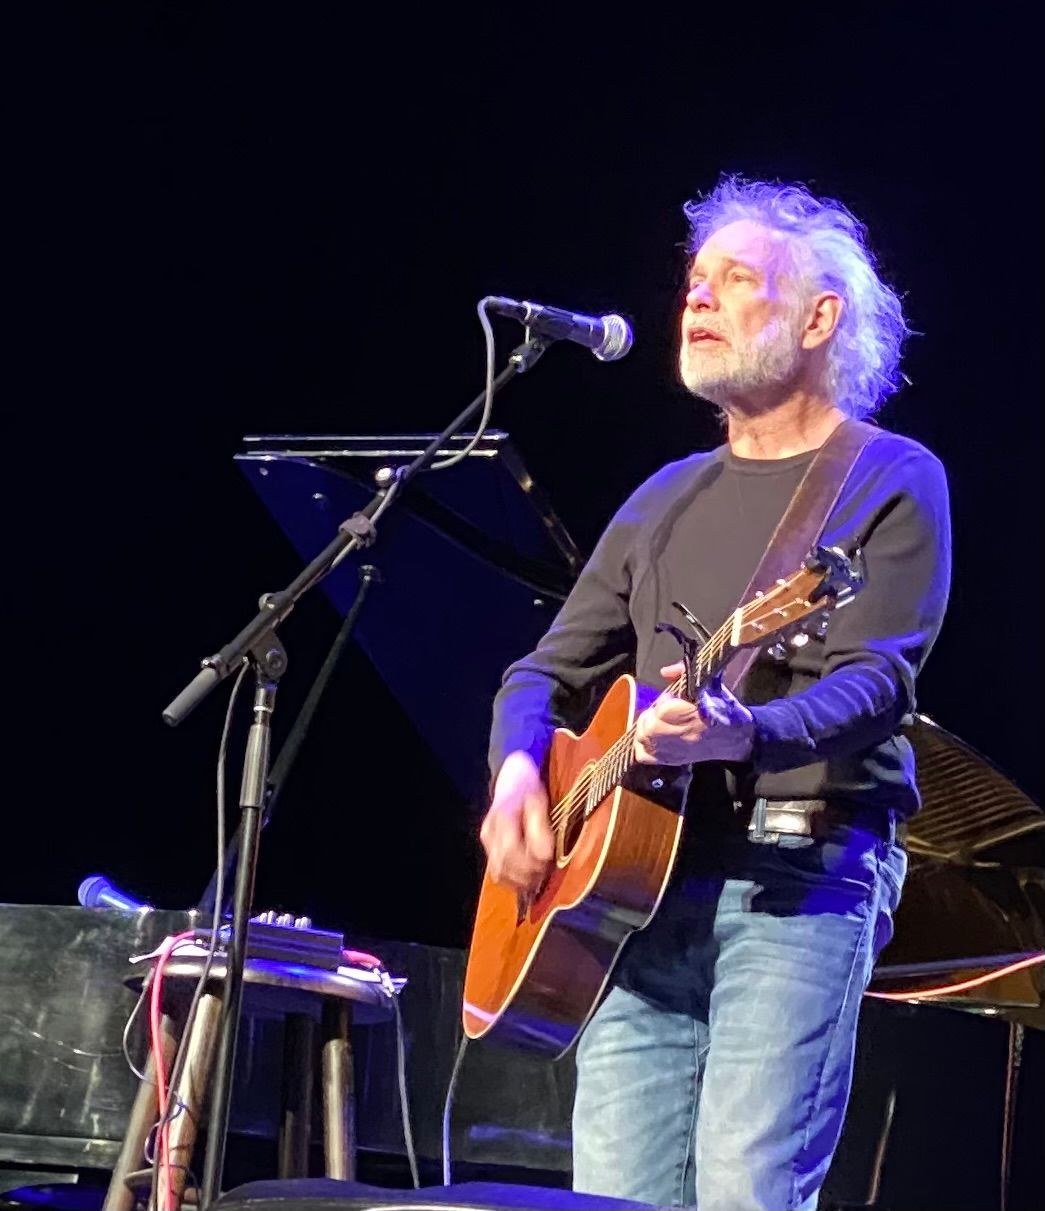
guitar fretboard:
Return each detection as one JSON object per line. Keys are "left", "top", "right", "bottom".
{"left": 548, "top": 559, "right": 840, "bottom": 833}
{"left": 579, "top": 622, "right": 738, "bottom": 816}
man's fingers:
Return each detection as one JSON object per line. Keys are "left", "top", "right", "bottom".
{"left": 493, "top": 843, "right": 551, "bottom": 894}
{"left": 660, "top": 661, "right": 685, "bottom": 681}
{"left": 634, "top": 695, "right": 711, "bottom": 766}
{"left": 654, "top": 696, "right": 700, "bottom": 724}
{"left": 483, "top": 822, "right": 516, "bottom": 884}
{"left": 482, "top": 791, "right": 554, "bottom": 893}
{"left": 481, "top": 803, "right": 520, "bottom": 851}
{"left": 636, "top": 702, "right": 699, "bottom": 744}
{"left": 523, "top": 795, "right": 555, "bottom": 861}
{"left": 634, "top": 735, "right": 657, "bottom": 764}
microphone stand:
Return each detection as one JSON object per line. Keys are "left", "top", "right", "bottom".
{"left": 162, "top": 335, "right": 548, "bottom": 1210}
{"left": 195, "top": 562, "right": 382, "bottom": 920}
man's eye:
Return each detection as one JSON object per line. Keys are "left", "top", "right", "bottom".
{"left": 729, "top": 271, "right": 752, "bottom": 283}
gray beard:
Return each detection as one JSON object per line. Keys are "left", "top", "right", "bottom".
{"left": 681, "top": 311, "right": 805, "bottom": 410}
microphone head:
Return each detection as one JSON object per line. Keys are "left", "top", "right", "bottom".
{"left": 78, "top": 874, "right": 151, "bottom": 913}
{"left": 594, "top": 314, "right": 633, "bottom": 363}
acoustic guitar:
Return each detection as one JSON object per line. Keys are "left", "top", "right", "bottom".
{"left": 463, "top": 546, "right": 861, "bottom": 1056}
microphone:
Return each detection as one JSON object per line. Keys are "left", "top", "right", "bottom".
{"left": 78, "top": 874, "right": 152, "bottom": 913}
{"left": 484, "top": 296, "right": 633, "bottom": 362}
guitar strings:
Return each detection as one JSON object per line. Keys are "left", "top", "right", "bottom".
{"left": 547, "top": 620, "right": 735, "bottom": 830}
{"left": 548, "top": 626, "right": 731, "bottom": 826}
{"left": 546, "top": 584, "right": 819, "bottom": 833}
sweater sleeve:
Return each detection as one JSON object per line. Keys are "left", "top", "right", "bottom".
{"left": 486, "top": 477, "right": 658, "bottom": 779}
{"left": 747, "top": 444, "right": 951, "bottom": 772}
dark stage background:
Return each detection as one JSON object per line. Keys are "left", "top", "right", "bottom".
{"left": 10, "top": 3, "right": 1040, "bottom": 931}
{"left": 14, "top": 1, "right": 1044, "bottom": 932}
{"left": 8, "top": 2, "right": 1044, "bottom": 1188}
{"left": 16, "top": 0, "right": 1041, "bottom": 936}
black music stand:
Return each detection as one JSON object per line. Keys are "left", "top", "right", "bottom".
{"left": 234, "top": 431, "right": 582, "bottom": 800}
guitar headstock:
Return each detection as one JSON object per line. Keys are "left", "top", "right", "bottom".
{"left": 732, "top": 545, "right": 863, "bottom": 650}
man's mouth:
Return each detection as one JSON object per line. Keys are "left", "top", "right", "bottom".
{"left": 687, "top": 326, "right": 727, "bottom": 345}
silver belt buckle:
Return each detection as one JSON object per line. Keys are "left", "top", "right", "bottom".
{"left": 746, "top": 796, "right": 780, "bottom": 845}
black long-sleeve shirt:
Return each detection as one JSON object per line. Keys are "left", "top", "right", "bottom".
{"left": 489, "top": 430, "right": 951, "bottom": 821}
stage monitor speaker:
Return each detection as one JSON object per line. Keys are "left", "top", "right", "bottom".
{"left": 214, "top": 1177, "right": 672, "bottom": 1211}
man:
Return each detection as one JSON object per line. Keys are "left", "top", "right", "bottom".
{"left": 479, "top": 176, "right": 951, "bottom": 1210}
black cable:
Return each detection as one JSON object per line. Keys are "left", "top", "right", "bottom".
{"left": 429, "top": 302, "right": 497, "bottom": 471}
{"left": 391, "top": 990, "right": 420, "bottom": 1187}
{"left": 121, "top": 984, "right": 150, "bottom": 1082}
{"left": 441, "top": 1033, "right": 470, "bottom": 1186}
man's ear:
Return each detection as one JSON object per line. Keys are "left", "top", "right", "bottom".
{"left": 802, "top": 292, "right": 843, "bottom": 350}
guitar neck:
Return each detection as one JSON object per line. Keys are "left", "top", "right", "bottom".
{"left": 581, "top": 616, "right": 740, "bottom": 815}
{"left": 555, "top": 549, "right": 857, "bottom": 824}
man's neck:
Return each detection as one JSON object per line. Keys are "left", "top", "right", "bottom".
{"left": 724, "top": 390, "right": 848, "bottom": 460}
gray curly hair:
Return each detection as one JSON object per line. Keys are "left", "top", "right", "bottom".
{"left": 683, "top": 176, "right": 910, "bottom": 418}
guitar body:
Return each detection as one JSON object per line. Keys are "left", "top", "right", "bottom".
{"left": 461, "top": 547, "right": 858, "bottom": 1057}
{"left": 462, "top": 674, "right": 686, "bottom": 1057}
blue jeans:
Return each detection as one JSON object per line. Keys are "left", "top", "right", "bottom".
{"left": 572, "top": 821, "right": 907, "bottom": 1210}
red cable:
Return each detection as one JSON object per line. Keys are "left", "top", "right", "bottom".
{"left": 866, "top": 952, "right": 1045, "bottom": 1002}
{"left": 148, "top": 931, "right": 194, "bottom": 1211}
{"left": 342, "top": 947, "right": 384, "bottom": 969}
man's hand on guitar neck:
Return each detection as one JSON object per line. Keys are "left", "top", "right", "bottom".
{"left": 634, "top": 662, "right": 755, "bottom": 766}
{"left": 480, "top": 751, "right": 555, "bottom": 895}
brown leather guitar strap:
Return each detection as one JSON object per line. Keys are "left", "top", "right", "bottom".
{"left": 719, "top": 418, "right": 882, "bottom": 696}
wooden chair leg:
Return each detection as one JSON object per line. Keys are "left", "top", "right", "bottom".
{"left": 278, "top": 1013, "right": 315, "bottom": 1178}
{"left": 320, "top": 1001, "right": 355, "bottom": 1181}
{"left": 161, "top": 989, "right": 223, "bottom": 1209}
{"left": 103, "top": 1012, "right": 177, "bottom": 1211}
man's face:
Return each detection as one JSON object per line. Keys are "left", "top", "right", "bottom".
{"left": 679, "top": 219, "right": 806, "bottom": 408}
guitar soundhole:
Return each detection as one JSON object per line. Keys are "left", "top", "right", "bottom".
{"left": 558, "top": 806, "right": 584, "bottom": 862}
{"left": 556, "top": 762, "right": 597, "bottom": 864}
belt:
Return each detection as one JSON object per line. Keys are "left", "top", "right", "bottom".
{"left": 734, "top": 797, "right": 896, "bottom": 845}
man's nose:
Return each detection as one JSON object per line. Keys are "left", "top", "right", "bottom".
{"left": 687, "top": 282, "right": 717, "bottom": 310}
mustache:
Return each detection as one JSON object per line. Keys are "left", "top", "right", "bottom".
{"left": 688, "top": 321, "right": 732, "bottom": 340}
